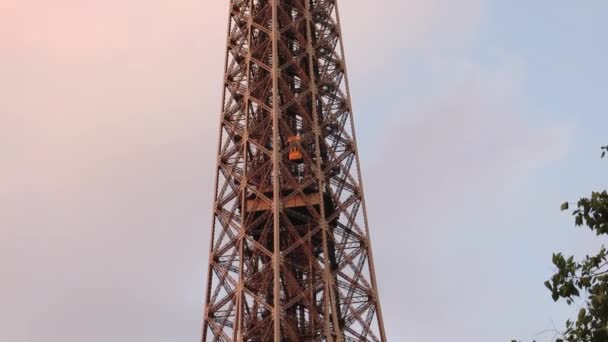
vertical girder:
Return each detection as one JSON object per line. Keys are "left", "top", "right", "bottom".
{"left": 202, "top": 1, "right": 386, "bottom": 341}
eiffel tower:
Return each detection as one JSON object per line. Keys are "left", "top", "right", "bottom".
{"left": 202, "top": 1, "right": 387, "bottom": 340}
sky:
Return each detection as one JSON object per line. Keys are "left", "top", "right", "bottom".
{"left": 1, "top": 0, "right": 607, "bottom": 341}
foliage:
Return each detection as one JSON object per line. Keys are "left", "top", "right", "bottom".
{"left": 542, "top": 146, "right": 608, "bottom": 341}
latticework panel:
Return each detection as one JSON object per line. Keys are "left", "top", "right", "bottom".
{"left": 202, "top": 1, "right": 386, "bottom": 341}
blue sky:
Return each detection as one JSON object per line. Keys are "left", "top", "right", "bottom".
{"left": 1, "top": 0, "right": 607, "bottom": 341}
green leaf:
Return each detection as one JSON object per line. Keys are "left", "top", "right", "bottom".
{"left": 540, "top": 145, "right": 608, "bottom": 340}
{"left": 578, "top": 308, "right": 586, "bottom": 321}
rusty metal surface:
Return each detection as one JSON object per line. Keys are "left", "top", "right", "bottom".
{"left": 202, "top": 1, "right": 386, "bottom": 340}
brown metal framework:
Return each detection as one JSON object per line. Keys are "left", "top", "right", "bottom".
{"left": 202, "top": 0, "right": 386, "bottom": 340}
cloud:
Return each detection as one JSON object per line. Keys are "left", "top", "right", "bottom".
{"left": 362, "top": 55, "right": 570, "bottom": 340}
{"left": 340, "top": 0, "right": 485, "bottom": 69}
{"left": 0, "top": 1, "right": 573, "bottom": 341}
{"left": 333, "top": 8, "right": 570, "bottom": 339}
{"left": 336, "top": 0, "right": 577, "bottom": 337}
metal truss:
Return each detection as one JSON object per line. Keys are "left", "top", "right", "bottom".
{"left": 202, "top": 0, "right": 386, "bottom": 340}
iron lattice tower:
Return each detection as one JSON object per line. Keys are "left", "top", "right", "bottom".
{"left": 202, "top": 0, "right": 386, "bottom": 340}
